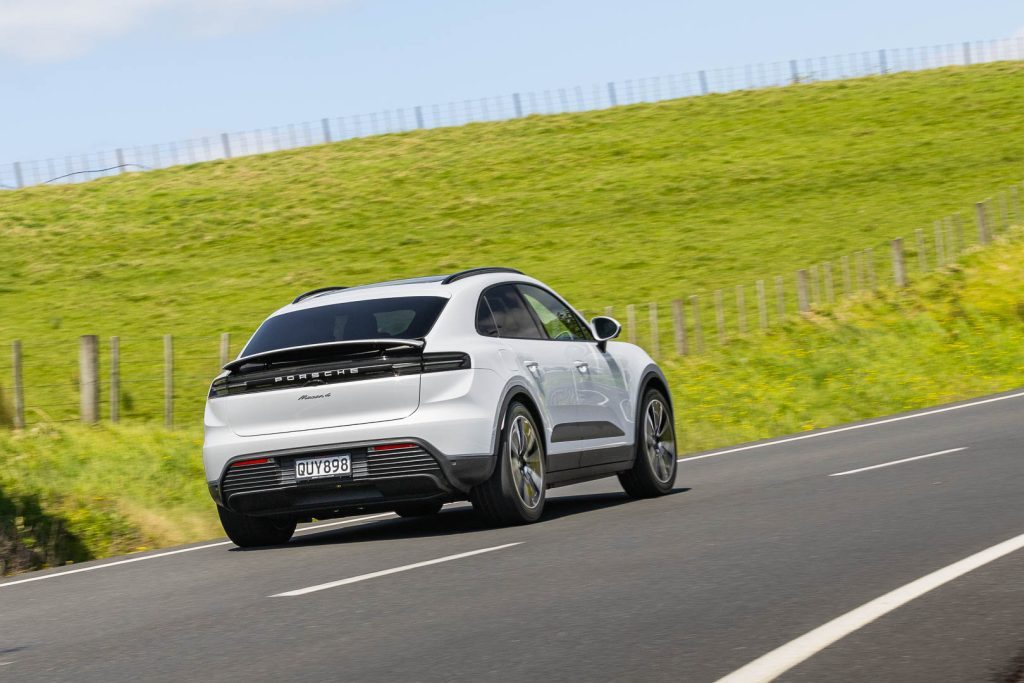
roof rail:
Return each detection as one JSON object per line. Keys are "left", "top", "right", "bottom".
{"left": 292, "top": 286, "right": 348, "bottom": 304}
{"left": 441, "top": 267, "right": 523, "bottom": 285}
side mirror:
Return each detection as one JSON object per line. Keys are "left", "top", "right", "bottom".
{"left": 590, "top": 316, "right": 621, "bottom": 352}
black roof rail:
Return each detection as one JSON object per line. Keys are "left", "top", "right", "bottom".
{"left": 292, "top": 286, "right": 348, "bottom": 304}
{"left": 441, "top": 267, "right": 523, "bottom": 285}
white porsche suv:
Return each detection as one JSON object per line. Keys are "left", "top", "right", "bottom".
{"left": 204, "top": 268, "right": 677, "bottom": 546}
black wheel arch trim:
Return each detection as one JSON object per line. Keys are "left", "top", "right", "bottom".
{"left": 639, "top": 364, "right": 673, "bottom": 411}
{"left": 630, "top": 364, "right": 674, "bottom": 464}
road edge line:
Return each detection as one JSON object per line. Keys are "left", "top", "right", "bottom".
{"left": 714, "top": 531, "right": 1024, "bottom": 683}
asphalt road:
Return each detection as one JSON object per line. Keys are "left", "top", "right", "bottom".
{"left": 2, "top": 390, "right": 1023, "bottom": 682}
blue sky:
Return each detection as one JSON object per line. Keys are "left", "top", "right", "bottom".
{"left": 1, "top": 0, "right": 1022, "bottom": 163}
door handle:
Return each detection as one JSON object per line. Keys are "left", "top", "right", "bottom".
{"left": 574, "top": 362, "right": 589, "bottom": 374}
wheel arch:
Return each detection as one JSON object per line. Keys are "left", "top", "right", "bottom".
{"left": 489, "top": 380, "right": 547, "bottom": 456}
{"left": 629, "top": 364, "right": 673, "bottom": 462}
{"left": 638, "top": 364, "right": 673, "bottom": 411}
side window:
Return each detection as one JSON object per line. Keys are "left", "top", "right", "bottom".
{"left": 479, "top": 285, "right": 545, "bottom": 340}
{"left": 476, "top": 298, "right": 499, "bottom": 337}
{"left": 517, "top": 285, "right": 593, "bottom": 341}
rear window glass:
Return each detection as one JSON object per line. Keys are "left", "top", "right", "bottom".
{"left": 244, "top": 296, "right": 448, "bottom": 356}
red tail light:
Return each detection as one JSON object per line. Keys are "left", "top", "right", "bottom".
{"left": 233, "top": 457, "right": 271, "bottom": 468}
{"left": 368, "top": 443, "right": 416, "bottom": 453}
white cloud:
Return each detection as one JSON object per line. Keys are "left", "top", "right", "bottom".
{"left": 0, "top": 0, "right": 347, "bottom": 62}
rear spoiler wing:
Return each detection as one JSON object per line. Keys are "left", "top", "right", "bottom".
{"left": 222, "top": 339, "right": 425, "bottom": 372}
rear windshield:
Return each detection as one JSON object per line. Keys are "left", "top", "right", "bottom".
{"left": 243, "top": 296, "right": 448, "bottom": 356}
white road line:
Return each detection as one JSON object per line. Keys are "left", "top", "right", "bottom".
{"left": 271, "top": 542, "right": 523, "bottom": 597}
{"left": 829, "top": 447, "right": 967, "bottom": 477}
{"left": 0, "top": 512, "right": 397, "bottom": 589}
{"left": 715, "top": 531, "right": 1024, "bottom": 683}
{"left": 681, "top": 390, "right": 1024, "bottom": 463}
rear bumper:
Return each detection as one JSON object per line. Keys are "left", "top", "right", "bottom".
{"left": 209, "top": 440, "right": 494, "bottom": 518}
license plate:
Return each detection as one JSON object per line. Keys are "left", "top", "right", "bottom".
{"left": 295, "top": 454, "right": 352, "bottom": 480}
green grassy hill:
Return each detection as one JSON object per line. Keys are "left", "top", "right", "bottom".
{"left": 3, "top": 62, "right": 1024, "bottom": 424}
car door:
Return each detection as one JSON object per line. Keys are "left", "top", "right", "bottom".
{"left": 573, "top": 342, "right": 633, "bottom": 467}
{"left": 516, "top": 285, "right": 632, "bottom": 468}
{"left": 516, "top": 285, "right": 632, "bottom": 467}
{"left": 478, "top": 284, "right": 580, "bottom": 471}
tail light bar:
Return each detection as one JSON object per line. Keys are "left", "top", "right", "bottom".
{"left": 368, "top": 443, "right": 417, "bottom": 454}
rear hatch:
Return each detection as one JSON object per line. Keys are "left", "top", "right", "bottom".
{"left": 209, "top": 294, "right": 454, "bottom": 437}
{"left": 210, "top": 340, "right": 426, "bottom": 437}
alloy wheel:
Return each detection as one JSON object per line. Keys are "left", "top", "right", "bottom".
{"left": 644, "top": 398, "right": 676, "bottom": 484}
{"left": 508, "top": 414, "right": 544, "bottom": 509}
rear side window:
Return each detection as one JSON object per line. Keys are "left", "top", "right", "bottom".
{"left": 478, "top": 285, "right": 545, "bottom": 340}
{"left": 517, "top": 285, "right": 593, "bottom": 341}
{"left": 244, "top": 296, "right": 448, "bottom": 356}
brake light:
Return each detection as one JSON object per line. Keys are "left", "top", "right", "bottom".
{"left": 233, "top": 457, "right": 271, "bottom": 468}
{"left": 368, "top": 443, "right": 416, "bottom": 453}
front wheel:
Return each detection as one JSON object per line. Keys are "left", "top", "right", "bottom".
{"left": 619, "top": 388, "right": 677, "bottom": 498}
{"left": 470, "top": 402, "right": 546, "bottom": 525}
{"left": 218, "top": 506, "right": 296, "bottom": 548}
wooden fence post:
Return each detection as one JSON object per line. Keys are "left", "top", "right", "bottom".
{"left": 975, "top": 201, "right": 990, "bottom": 244}
{"left": 714, "top": 290, "right": 725, "bottom": 344}
{"left": 79, "top": 335, "right": 99, "bottom": 425}
{"left": 1011, "top": 186, "right": 1020, "bottom": 225}
{"left": 648, "top": 303, "right": 660, "bottom": 358}
{"left": 164, "top": 334, "right": 174, "bottom": 429}
{"left": 934, "top": 221, "right": 945, "bottom": 267}
{"left": 12, "top": 340, "right": 24, "bottom": 429}
{"left": 774, "top": 275, "right": 785, "bottom": 317}
{"left": 865, "top": 247, "right": 876, "bottom": 290}
{"left": 219, "top": 332, "right": 231, "bottom": 368}
{"left": 841, "top": 255, "right": 852, "bottom": 296}
{"left": 689, "top": 295, "right": 704, "bottom": 354}
{"left": 945, "top": 216, "right": 957, "bottom": 260}
{"left": 110, "top": 336, "right": 120, "bottom": 423}
{"left": 823, "top": 262, "right": 834, "bottom": 303}
{"left": 808, "top": 265, "right": 819, "bottom": 305}
{"left": 756, "top": 280, "right": 768, "bottom": 329}
{"left": 626, "top": 305, "right": 637, "bottom": 345}
{"left": 915, "top": 229, "right": 927, "bottom": 272}
{"left": 671, "top": 299, "right": 688, "bottom": 356}
{"left": 854, "top": 251, "right": 864, "bottom": 292}
{"left": 796, "top": 270, "right": 810, "bottom": 312}
{"left": 735, "top": 285, "right": 747, "bottom": 335}
{"left": 891, "top": 238, "right": 907, "bottom": 287}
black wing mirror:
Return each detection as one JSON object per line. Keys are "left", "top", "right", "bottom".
{"left": 590, "top": 316, "right": 621, "bottom": 352}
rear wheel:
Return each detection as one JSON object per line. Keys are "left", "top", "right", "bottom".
{"left": 217, "top": 506, "right": 296, "bottom": 548}
{"left": 394, "top": 501, "right": 444, "bottom": 518}
{"left": 470, "top": 402, "right": 546, "bottom": 525}
{"left": 619, "top": 388, "right": 677, "bottom": 498}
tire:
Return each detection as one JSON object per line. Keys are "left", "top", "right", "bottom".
{"left": 394, "top": 501, "right": 444, "bottom": 518}
{"left": 217, "top": 506, "right": 296, "bottom": 548}
{"left": 470, "top": 401, "right": 546, "bottom": 526}
{"left": 619, "top": 387, "right": 678, "bottom": 498}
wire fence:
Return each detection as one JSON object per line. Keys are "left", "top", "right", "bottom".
{"left": 2, "top": 180, "right": 1021, "bottom": 431}
{"left": 2, "top": 37, "right": 1023, "bottom": 190}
